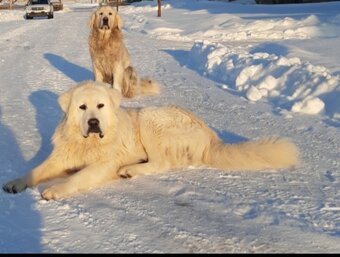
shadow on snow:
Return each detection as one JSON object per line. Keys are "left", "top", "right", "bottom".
{"left": 0, "top": 107, "right": 42, "bottom": 253}
{"left": 0, "top": 90, "right": 62, "bottom": 253}
{"left": 44, "top": 53, "right": 93, "bottom": 83}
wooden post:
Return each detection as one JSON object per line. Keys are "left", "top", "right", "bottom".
{"left": 157, "top": 0, "right": 161, "bottom": 17}
{"left": 116, "top": 0, "right": 119, "bottom": 12}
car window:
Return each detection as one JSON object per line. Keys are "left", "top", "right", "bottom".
{"left": 31, "top": 0, "right": 49, "bottom": 4}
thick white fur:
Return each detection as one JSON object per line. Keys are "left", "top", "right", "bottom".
{"left": 89, "top": 5, "right": 160, "bottom": 98}
{"left": 3, "top": 81, "right": 299, "bottom": 200}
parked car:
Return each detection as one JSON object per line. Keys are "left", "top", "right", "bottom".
{"left": 25, "top": 0, "right": 54, "bottom": 20}
{"left": 50, "top": 0, "right": 63, "bottom": 11}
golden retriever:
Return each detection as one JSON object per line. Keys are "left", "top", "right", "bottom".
{"left": 3, "top": 81, "right": 299, "bottom": 200}
{"left": 89, "top": 5, "right": 160, "bottom": 98}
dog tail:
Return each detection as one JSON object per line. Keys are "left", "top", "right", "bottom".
{"left": 206, "top": 137, "right": 299, "bottom": 171}
{"left": 122, "top": 66, "right": 160, "bottom": 98}
{"left": 140, "top": 77, "right": 161, "bottom": 96}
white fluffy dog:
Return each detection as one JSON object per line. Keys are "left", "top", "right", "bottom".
{"left": 3, "top": 81, "right": 299, "bottom": 200}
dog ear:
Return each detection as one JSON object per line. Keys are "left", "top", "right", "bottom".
{"left": 114, "top": 13, "right": 123, "bottom": 30}
{"left": 58, "top": 89, "right": 73, "bottom": 113}
{"left": 108, "top": 88, "right": 122, "bottom": 109}
{"left": 89, "top": 11, "right": 96, "bottom": 30}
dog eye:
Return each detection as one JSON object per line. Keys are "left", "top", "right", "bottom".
{"left": 109, "top": 12, "right": 112, "bottom": 15}
{"left": 99, "top": 12, "right": 103, "bottom": 15}
{"left": 79, "top": 104, "right": 87, "bottom": 110}
{"left": 97, "top": 103, "right": 105, "bottom": 109}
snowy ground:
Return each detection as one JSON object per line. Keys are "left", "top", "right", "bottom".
{"left": 0, "top": 0, "right": 339, "bottom": 253}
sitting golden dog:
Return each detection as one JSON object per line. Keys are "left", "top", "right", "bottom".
{"left": 89, "top": 5, "right": 160, "bottom": 98}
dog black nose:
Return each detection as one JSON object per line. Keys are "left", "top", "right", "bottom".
{"left": 103, "top": 16, "right": 108, "bottom": 22}
{"left": 88, "top": 118, "right": 99, "bottom": 127}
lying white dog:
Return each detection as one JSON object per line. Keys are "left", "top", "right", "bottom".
{"left": 3, "top": 81, "right": 299, "bottom": 200}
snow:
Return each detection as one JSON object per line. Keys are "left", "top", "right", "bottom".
{"left": 0, "top": 0, "right": 339, "bottom": 253}
{"left": 190, "top": 39, "right": 338, "bottom": 116}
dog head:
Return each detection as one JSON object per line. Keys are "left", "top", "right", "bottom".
{"left": 89, "top": 5, "right": 123, "bottom": 32}
{"left": 58, "top": 81, "right": 122, "bottom": 140}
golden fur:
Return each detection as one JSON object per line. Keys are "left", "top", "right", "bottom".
{"left": 3, "top": 81, "right": 299, "bottom": 200}
{"left": 89, "top": 5, "right": 160, "bottom": 98}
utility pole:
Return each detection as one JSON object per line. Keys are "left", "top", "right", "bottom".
{"left": 157, "top": 0, "right": 161, "bottom": 17}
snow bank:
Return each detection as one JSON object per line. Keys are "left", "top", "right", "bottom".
{"left": 122, "top": 2, "right": 324, "bottom": 42}
{"left": 189, "top": 40, "right": 339, "bottom": 118}
{"left": 123, "top": 1, "right": 172, "bottom": 14}
{"left": 194, "top": 14, "right": 321, "bottom": 41}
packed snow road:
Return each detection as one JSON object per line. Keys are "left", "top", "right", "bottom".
{"left": 0, "top": 2, "right": 339, "bottom": 253}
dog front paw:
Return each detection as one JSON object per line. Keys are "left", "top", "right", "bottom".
{"left": 3, "top": 178, "right": 27, "bottom": 194}
{"left": 41, "top": 185, "right": 64, "bottom": 200}
{"left": 117, "top": 167, "right": 133, "bottom": 179}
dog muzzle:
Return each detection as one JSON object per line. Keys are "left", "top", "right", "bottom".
{"left": 100, "top": 16, "right": 110, "bottom": 30}
{"left": 85, "top": 118, "right": 104, "bottom": 138}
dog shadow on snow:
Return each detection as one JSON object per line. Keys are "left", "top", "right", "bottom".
{"left": 27, "top": 90, "right": 62, "bottom": 169}
{"left": 214, "top": 129, "right": 248, "bottom": 145}
{"left": 44, "top": 53, "right": 93, "bottom": 82}
{"left": 0, "top": 90, "right": 61, "bottom": 252}
{"left": 0, "top": 106, "right": 45, "bottom": 253}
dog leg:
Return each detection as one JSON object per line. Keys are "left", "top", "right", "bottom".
{"left": 41, "top": 163, "right": 119, "bottom": 200}
{"left": 3, "top": 156, "right": 68, "bottom": 194}
{"left": 113, "top": 65, "right": 125, "bottom": 93}
{"left": 117, "top": 162, "right": 166, "bottom": 178}
{"left": 93, "top": 66, "right": 104, "bottom": 82}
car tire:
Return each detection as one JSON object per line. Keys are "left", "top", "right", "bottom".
{"left": 25, "top": 14, "right": 32, "bottom": 20}
{"left": 48, "top": 13, "right": 54, "bottom": 19}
